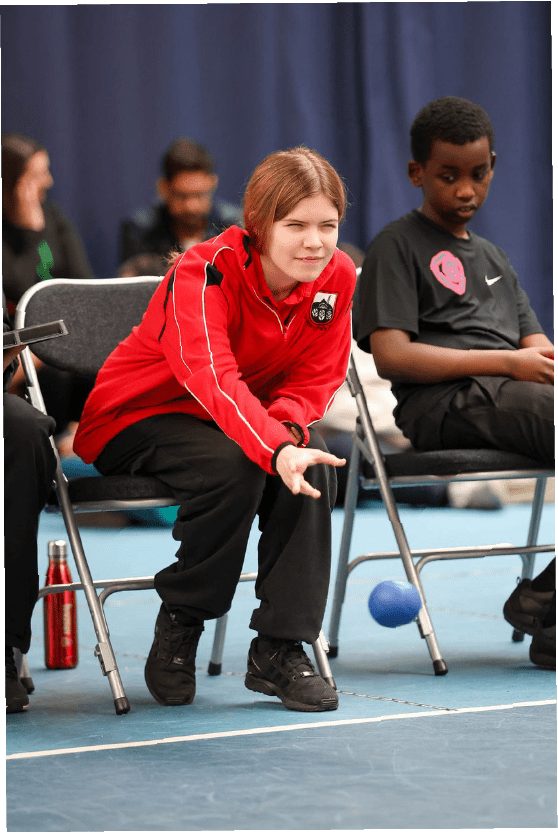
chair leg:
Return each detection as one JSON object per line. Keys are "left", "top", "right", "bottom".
{"left": 312, "top": 631, "right": 336, "bottom": 689}
{"left": 55, "top": 471, "right": 130, "bottom": 714}
{"left": 208, "top": 614, "right": 228, "bottom": 676}
{"left": 380, "top": 483, "right": 448, "bottom": 675}
{"left": 356, "top": 422, "right": 448, "bottom": 674}
{"left": 328, "top": 439, "right": 361, "bottom": 658}
{"left": 512, "top": 475, "right": 548, "bottom": 643}
{"left": 349, "top": 366, "right": 448, "bottom": 675}
{"left": 522, "top": 476, "right": 547, "bottom": 577}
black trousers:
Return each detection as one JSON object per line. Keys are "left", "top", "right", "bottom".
{"left": 96, "top": 414, "right": 337, "bottom": 643}
{"left": 401, "top": 377, "right": 554, "bottom": 465}
{"left": 4, "top": 394, "right": 56, "bottom": 652}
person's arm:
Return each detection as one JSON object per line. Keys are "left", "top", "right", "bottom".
{"left": 521, "top": 332, "right": 554, "bottom": 350}
{"left": 370, "top": 328, "right": 554, "bottom": 386}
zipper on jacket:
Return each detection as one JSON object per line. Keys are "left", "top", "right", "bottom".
{"left": 249, "top": 286, "right": 287, "bottom": 334}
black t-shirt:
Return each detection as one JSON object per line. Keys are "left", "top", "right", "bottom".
{"left": 355, "top": 210, "right": 543, "bottom": 442}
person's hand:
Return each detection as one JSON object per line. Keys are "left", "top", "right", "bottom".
{"left": 275, "top": 444, "right": 346, "bottom": 498}
{"left": 507, "top": 346, "right": 554, "bottom": 385}
{"left": 13, "top": 176, "right": 45, "bottom": 231}
{"left": 3, "top": 344, "right": 25, "bottom": 373}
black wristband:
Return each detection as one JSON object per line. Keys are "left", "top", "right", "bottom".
{"left": 271, "top": 441, "right": 295, "bottom": 473}
{"left": 282, "top": 421, "right": 305, "bottom": 444}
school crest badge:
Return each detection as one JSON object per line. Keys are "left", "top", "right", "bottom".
{"left": 310, "top": 292, "right": 337, "bottom": 325}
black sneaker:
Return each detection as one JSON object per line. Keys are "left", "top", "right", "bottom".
{"left": 503, "top": 579, "right": 554, "bottom": 635}
{"left": 144, "top": 605, "right": 204, "bottom": 706}
{"left": 529, "top": 623, "right": 556, "bottom": 670}
{"left": 245, "top": 637, "right": 338, "bottom": 712}
{"left": 6, "top": 646, "right": 29, "bottom": 714}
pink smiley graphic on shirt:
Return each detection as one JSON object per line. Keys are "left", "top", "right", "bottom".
{"left": 430, "top": 251, "right": 466, "bottom": 295}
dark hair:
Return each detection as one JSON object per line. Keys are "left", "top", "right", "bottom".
{"left": 161, "top": 138, "right": 215, "bottom": 181}
{"left": 2, "top": 133, "right": 45, "bottom": 216}
{"left": 410, "top": 97, "right": 494, "bottom": 164}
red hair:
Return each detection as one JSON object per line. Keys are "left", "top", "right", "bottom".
{"left": 243, "top": 146, "right": 347, "bottom": 253}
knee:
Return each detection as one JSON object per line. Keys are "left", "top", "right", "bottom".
{"left": 4, "top": 395, "right": 55, "bottom": 469}
{"left": 501, "top": 380, "right": 554, "bottom": 418}
{"left": 4, "top": 396, "right": 54, "bottom": 447}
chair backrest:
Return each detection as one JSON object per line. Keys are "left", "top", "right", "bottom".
{"left": 14, "top": 277, "right": 163, "bottom": 378}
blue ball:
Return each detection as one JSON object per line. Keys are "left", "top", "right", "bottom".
{"left": 368, "top": 580, "right": 422, "bottom": 628}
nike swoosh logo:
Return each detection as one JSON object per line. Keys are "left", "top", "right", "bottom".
{"left": 485, "top": 275, "right": 502, "bottom": 286}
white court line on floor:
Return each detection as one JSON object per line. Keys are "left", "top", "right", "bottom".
{"left": 7, "top": 699, "right": 555, "bottom": 761}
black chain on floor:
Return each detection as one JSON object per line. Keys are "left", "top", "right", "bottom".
{"left": 39, "top": 639, "right": 454, "bottom": 710}
{"left": 335, "top": 690, "right": 454, "bottom": 710}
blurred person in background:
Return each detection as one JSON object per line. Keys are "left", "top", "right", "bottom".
{"left": 119, "top": 138, "right": 243, "bottom": 265}
{"left": 2, "top": 133, "right": 95, "bottom": 455}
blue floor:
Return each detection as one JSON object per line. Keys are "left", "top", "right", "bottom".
{"left": 6, "top": 500, "right": 556, "bottom": 831}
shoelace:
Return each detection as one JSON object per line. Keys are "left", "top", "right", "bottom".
{"left": 269, "top": 641, "right": 317, "bottom": 676}
{"left": 161, "top": 621, "right": 202, "bottom": 666}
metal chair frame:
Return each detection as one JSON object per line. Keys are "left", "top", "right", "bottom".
{"left": 328, "top": 352, "right": 554, "bottom": 675}
{"left": 14, "top": 278, "right": 334, "bottom": 714}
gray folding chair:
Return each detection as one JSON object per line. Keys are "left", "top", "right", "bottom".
{"left": 328, "top": 350, "right": 554, "bottom": 674}
{"left": 15, "top": 277, "right": 333, "bottom": 714}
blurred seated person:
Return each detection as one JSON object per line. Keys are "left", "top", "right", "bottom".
{"left": 2, "top": 133, "right": 94, "bottom": 312}
{"left": 2, "top": 133, "right": 95, "bottom": 453}
{"left": 119, "top": 138, "right": 243, "bottom": 264}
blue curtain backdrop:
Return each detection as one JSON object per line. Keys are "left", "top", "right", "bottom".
{"left": 1, "top": 2, "right": 552, "bottom": 334}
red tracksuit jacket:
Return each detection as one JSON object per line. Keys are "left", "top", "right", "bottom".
{"left": 74, "top": 226, "right": 356, "bottom": 473}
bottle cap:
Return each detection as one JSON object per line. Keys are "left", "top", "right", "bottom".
{"left": 48, "top": 540, "right": 68, "bottom": 560}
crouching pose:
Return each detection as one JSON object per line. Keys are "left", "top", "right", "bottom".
{"left": 74, "top": 147, "right": 356, "bottom": 711}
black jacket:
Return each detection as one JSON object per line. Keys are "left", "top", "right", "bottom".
{"left": 119, "top": 200, "right": 243, "bottom": 265}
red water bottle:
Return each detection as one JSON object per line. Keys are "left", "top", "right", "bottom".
{"left": 44, "top": 540, "right": 78, "bottom": 669}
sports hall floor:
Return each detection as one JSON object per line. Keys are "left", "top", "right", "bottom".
{"left": 6, "top": 494, "right": 556, "bottom": 831}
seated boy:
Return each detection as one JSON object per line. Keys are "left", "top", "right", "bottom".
{"left": 354, "top": 96, "right": 554, "bottom": 669}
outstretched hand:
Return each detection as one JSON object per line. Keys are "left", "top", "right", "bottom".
{"left": 275, "top": 444, "right": 346, "bottom": 498}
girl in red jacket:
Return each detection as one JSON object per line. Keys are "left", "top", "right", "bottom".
{"left": 75, "top": 146, "right": 356, "bottom": 712}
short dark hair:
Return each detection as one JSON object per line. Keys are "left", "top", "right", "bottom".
{"left": 161, "top": 138, "right": 215, "bottom": 181}
{"left": 410, "top": 97, "right": 494, "bottom": 164}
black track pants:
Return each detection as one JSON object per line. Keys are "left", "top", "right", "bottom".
{"left": 400, "top": 376, "right": 554, "bottom": 465}
{"left": 4, "top": 394, "right": 56, "bottom": 652}
{"left": 95, "top": 414, "right": 337, "bottom": 643}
